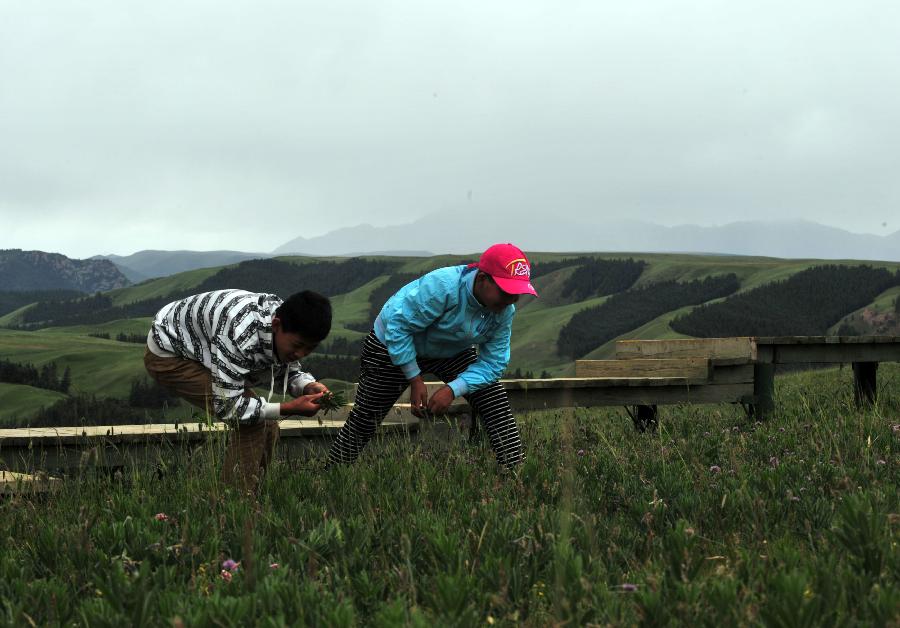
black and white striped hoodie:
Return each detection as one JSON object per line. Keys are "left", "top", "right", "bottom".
{"left": 147, "top": 290, "right": 316, "bottom": 423}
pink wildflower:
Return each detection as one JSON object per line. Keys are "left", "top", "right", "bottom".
{"left": 620, "top": 583, "right": 638, "bottom": 592}
{"left": 577, "top": 449, "right": 585, "bottom": 457}
{"left": 709, "top": 465, "right": 721, "bottom": 474}
{"left": 154, "top": 513, "right": 169, "bottom": 522}
{"left": 222, "top": 559, "right": 239, "bottom": 572}
{"left": 269, "top": 562, "right": 280, "bottom": 570}
{"left": 220, "top": 569, "right": 232, "bottom": 582}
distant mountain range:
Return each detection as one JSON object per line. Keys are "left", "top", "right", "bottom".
{"left": 8, "top": 220, "right": 898, "bottom": 288}
{"left": 93, "top": 250, "right": 268, "bottom": 282}
{"left": 274, "top": 217, "right": 900, "bottom": 261}
{"left": 0, "top": 249, "right": 130, "bottom": 292}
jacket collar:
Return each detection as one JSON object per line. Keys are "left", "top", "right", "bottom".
{"left": 462, "top": 266, "right": 489, "bottom": 312}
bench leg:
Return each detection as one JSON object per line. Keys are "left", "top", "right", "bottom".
{"left": 632, "top": 405, "right": 658, "bottom": 432}
{"left": 852, "top": 362, "right": 878, "bottom": 407}
{"left": 752, "top": 363, "right": 775, "bottom": 420}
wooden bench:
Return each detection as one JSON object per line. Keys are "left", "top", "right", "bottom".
{"left": 753, "top": 335, "right": 900, "bottom": 417}
{"left": 605, "top": 335, "right": 900, "bottom": 420}
{"left": 566, "top": 337, "right": 756, "bottom": 429}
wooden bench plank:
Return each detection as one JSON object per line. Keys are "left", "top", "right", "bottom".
{"left": 575, "top": 358, "right": 710, "bottom": 382}
{"left": 709, "top": 364, "right": 755, "bottom": 385}
{"left": 0, "top": 471, "right": 62, "bottom": 495}
{"left": 0, "top": 415, "right": 419, "bottom": 447}
{"left": 504, "top": 382, "right": 754, "bottom": 411}
{"left": 502, "top": 377, "right": 707, "bottom": 389}
{"left": 616, "top": 337, "right": 757, "bottom": 364}
{"left": 756, "top": 335, "right": 900, "bottom": 345}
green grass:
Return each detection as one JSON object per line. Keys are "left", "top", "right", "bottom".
{"left": 328, "top": 277, "right": 389, "bottom": 341}
{"left": 106, "top": 267, "right": 224, "bottom": 305}
{"left": 38, "top": 317, "right": 154, "bottom": 338}
{"left": 829, "top": 286, "right": 900, "bottom": 335}
{"left": 0, "top": 383, "right": 68, "bottom": 425}
{"left": 0, "top": 328, "right": 146, "bottom": 399}
{"left": 509, "top": 296, "right": 610, "bottom": 374}
{"left": 0, "top": 303, "right": 36, "bottom": 328}
{"left": 0, "top": 366, "right": 897, "bottom": 625}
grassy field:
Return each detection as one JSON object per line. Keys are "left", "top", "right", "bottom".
{"left": 2, "top": 252, "right": 899, "bottom": 422}
{"left": 0, "top": 383, "right": 68, "bottom": 424}
{"left": 0, "top": 366, "right": 897, "bottom": 625}
{"left": 0, "top": 328, "right": 146, "bottom": 400}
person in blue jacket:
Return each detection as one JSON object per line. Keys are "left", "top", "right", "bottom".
{"left": 327, "top": 243, "right": 538, "bottom": 468}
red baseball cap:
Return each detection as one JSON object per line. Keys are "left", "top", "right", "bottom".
{"left": 468, "top": 243, "right": 538, "bottom": 297}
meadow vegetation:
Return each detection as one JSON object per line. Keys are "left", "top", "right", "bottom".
{"left": 1, "top": 366, "right": 897, "bottom": 626}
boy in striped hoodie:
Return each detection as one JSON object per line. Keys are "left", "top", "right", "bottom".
{"left": 328, "top": 243, "right": 538, "bottom": 468}
{"left": 145, "top": 289, "right": 332, "bottom": 490}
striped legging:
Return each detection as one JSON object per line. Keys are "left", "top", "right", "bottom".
{"left": 327, "top": 332, "right": 523, "bottom": 467}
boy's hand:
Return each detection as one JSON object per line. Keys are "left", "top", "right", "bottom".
{"left": 282, "top": 392, "right": 325, "bottom": 417}
{"left": 427, "top": 385, "right": 454, "bottom": 415}
{"left": 409, "top": 376, "right": 428, "bottom": 418}
{"left": 304, "top": 381, "right": 330, "bottom": 395}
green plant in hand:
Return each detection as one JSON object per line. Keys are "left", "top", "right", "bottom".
{"left": 316, "top": 390, "right": 347, "bottom": 415}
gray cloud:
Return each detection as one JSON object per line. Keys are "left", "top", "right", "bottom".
{"left": 2, "top": 0, "right": 898, "bottom": 258}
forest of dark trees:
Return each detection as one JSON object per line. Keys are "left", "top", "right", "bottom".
{"left": 28, "top": 392, "right": 192, "bottom": 428}
{"left": 530, "top": 257, "right": 590, "bottom": 277}
{"left": 559, "top": 258, "right": 647, "bottom": 301}
{"left": 16, "top": 258, "right": 401, "bottom": 328}
{"left": 20, "top": 292, "right": 171, "bottom": 328}
{"left": 0, "top": 289, "right": 83, "bottom": 317}
{"left": 347, "top": 272, "right": 419, "bottom": 332}
{"left": 318, "top": 336, "right": 364, "bottom": 356}
{"left": 557, "top": 274, "right": 741, "bottom": 359}
{"left": 0, "top": 359, "right": 71, "bottom": 393}
{"left": 192, "top": 257, "right": 399, "bottom": 298}
{"left": 302, "top": 355, "right": 361, "bottom": 382}
{"left": 670, "top": 265, "right": 900, "bottom": 337}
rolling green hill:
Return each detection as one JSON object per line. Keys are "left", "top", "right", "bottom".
{"left": 2, "top": 252, "right": 899, "bottom": 422}
{"left": 0, "top": 328, "right": 146, "bottom": 399}
{"left": 0, "top": 382, "right": 68, "bottom": 425}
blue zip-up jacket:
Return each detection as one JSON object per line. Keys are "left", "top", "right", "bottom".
{"left": 373, "top": 265, "right": 515, "bottom": 398}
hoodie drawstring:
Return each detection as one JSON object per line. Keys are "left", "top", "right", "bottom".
{"left": 268, "top": 363, "right": 290, "bottom": 403}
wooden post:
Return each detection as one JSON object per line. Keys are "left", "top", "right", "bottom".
{"left": 632, "top": 405, "right": 658, "bottom": 432}
{"left": 852, "top": 362, "right": 878, "bottom": 406}
{"left": 752, "top": 363, "right": 775, "bottom": 420}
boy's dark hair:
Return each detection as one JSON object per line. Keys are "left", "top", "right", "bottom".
{"left": 276, "top": 290, "right": 332, "bottom": 341}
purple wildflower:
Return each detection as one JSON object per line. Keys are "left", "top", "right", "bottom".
{"left": 620, "top": 583, "right": 638, "bottom": 592}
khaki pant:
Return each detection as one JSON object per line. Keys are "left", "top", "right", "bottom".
{"left": 144, "top": 348, "right": 280, "bottom": 492}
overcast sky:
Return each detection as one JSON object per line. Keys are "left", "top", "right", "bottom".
{"left": 2, "top": 0, "right": 899, "bottom": 258}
